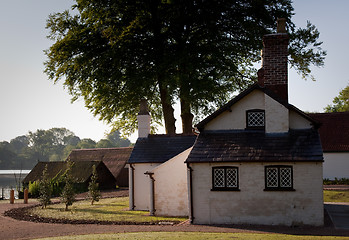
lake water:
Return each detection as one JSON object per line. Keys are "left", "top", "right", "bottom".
{"left": 0, "top": 170, "right": 31, "bottom": 199}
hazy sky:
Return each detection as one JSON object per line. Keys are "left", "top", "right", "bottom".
{"left": 0, "top": 0, "right": 348, "bottom": 143}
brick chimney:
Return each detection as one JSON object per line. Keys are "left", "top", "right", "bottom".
{"left": 137, "top": 99, "right": 151, "bottom": 138}
{"left": 258, "top": 18, "right": 289, "bottom": 102}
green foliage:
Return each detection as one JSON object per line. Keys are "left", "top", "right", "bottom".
{"left": 28, "top": 181, "right": 40, "bottom": 197}
{"left": 0, "top": 129, "right": 131, "bottom": 170}
{"left": 88, "top": 165, "right": 101, "bottom": 205}
{"left": 60, "top": 161, "right": 76, "bottom": 211}
{"left": 324, "top": 178, "right": 349, "bottom": 185}
{"left": 38, "top": 164, "right": 52, "bottom": 209}
{"left": 44, "top": 0, "right": 326, "bottom": 135}
{"left": 75, "top": 138, "right": 97, "bottom": 149}
{"left": 325, "top": 84, "right": 349, "bottom": 112}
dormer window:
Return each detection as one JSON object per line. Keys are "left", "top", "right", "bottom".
{"left": 246, "top": 109, "right": 265, "bottom": 130}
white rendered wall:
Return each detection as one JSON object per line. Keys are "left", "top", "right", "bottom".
{"left": 131, "top": 163, "right": 160, "bottom": 210}
{"left": 203, "top": 90, "right": 313, "bottom": 133}
{"left": 204, "top": 90, "right": 265, "bottom": 131}
{"left": 289, "top": 110, "right": 313, "bottom": 129}
{"left": 323, "top": 152, "right": 349, "bottom": 179}
{"left": 190, "top": 162, "right": 323, "bottom": 226}
{"left": 265, "top": 95, "right": 289, "bottom": 133}
{"left": 151, "top": 148, "right": 192, "bottom": 216}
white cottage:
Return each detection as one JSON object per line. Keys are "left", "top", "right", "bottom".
{"left": 185, "top": 19, "right": 324, "bottom": 226}
{"left": 127, "top": 100, "right": 196, "bottom": 212}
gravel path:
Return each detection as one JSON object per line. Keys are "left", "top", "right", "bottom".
{"left": 0, "top": 190, "right": 349, "bottom": 240}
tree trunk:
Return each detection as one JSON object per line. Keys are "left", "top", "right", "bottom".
{"left": 180, "top": 98, "right": 194, "bottom": 134}
{"left": 149, "top": 2, "right": 176, "bottom": 135}
{"left": 159, "top": 84, "right": 176, "bottom": 135}
{"left": 180, "top": 78, "right": 194, "bottom": 134}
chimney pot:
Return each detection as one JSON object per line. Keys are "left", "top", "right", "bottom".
{"left": 138, "top": 99, "right": 150, "bottom": 115}
{"left": 137, "top": 99, "right": 151, "bottom": 138}
{"left": 277, "top": 18, "right": 287, "bottom": 33}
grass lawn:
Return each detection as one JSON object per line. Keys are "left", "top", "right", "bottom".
{"left": 324, "top": 190, "right": 349, "bottom": 202}
{"left": 34, "top": 232, "right": 349, "bottom": 240}
{"left": 28, "top": 197, "right": 186, "bottom": 223}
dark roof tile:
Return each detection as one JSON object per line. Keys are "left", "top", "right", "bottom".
{"left": 309, "top": 112, "right": 349, "bottom": 152}
{"left": 186, "top": 129, "right": 323, "bottom": 163}
{"left": 128, "top": 134, "right": 197, "bottom": 163}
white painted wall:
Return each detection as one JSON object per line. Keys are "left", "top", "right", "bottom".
{"left": 204, "top": 90, "right": 265, "bottom": 131}
{"left": 150, "top": 148, "right": 192, "bottom": 216}
{"left": 323, "top": 152, "right": 349, "bottom": 179}
{"left": 131, "top": 163, "right": 161, "bottom": 210}
{"left": 190, "top": 162, "right": 323, "bottom": 226}
{"left": 204, "top": 90, "right": 314, "bottom": 133}
{"left": 265, "top": 95, "right": 289, "bottom": 133}
{"left": 289, "top": 110, "right": 313, "bottom": 129}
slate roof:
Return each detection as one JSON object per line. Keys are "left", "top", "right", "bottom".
{"left": 186, "top": 129, "right": 323, "bottom": 163}
{"left": 309, "top": 112, "right": 349, "bottom": 152}
{"left": 196, "top": 83, "right": 320, "bottom": 130}
{"left": 128, "top": 134, "right": 197, "bottom": 164}
{"left": 67, "top": 147, "right": 133, "bottom": 179}
{"left": 23, "top": 161, "right": 111, "bottom": 184}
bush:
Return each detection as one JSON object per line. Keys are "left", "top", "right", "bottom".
{"left": 28, "top": 181, "right": 40, "bottom": 197}
{"left": 60, "top": 161, "right": 76, "bottom": 211}
{"left": 324, "top": 178, "right": 349, "bottom": 185}
{"left": 88, "top": 164, "right": 100, "bottom": 205}
{"left": 38, "top": 164, "right": 52, "bottom": 208}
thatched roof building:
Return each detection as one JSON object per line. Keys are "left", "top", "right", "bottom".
{"left": 67, "top": 147, "right": 133, "bottom": 187}
{"left": 22, "top": 161, "right": 116, "bottom": 190}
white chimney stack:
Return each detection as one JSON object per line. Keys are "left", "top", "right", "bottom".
{"left": 137, "top": 99, "right": 151, "bottom": 138}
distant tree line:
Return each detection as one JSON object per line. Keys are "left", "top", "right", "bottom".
{"left": 0, "top": 128, "right": 131, "bottom": 170}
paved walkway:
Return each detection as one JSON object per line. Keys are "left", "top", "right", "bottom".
{"left": 325, "top": 203, "right": 349, "bottom": 230}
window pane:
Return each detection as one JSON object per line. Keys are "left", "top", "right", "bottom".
{"left": 266, "top": 167, "right": 278, "bottom": 187}
{"left": 226, "top": 168, "right": 238, "bottom": 187}
{"left": 280, "top": 167, "right": 292, "bottom": 187}
{"left": 248, "top": 111, "right": 265, "bottom": 127}
{"left": 213, "top": 168, "right": 225, "bottom": 187}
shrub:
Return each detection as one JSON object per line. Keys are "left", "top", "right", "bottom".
{"left": 88, "top": 164, "right": 101, "bottom": 205}
{"left": 28, "top": 181, "right": 40, "bottom": 197}
{"left": 60, "top": 161, "right": 76, "bottom": 211}
{"left": 324, "top": 178, "right": 349, "bottom": 185}
{"left": 38, "top": 164, "right": 52, "bottom": 208}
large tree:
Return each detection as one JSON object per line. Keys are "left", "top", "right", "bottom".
{"left": 325, "top": 84, "right": 349, "bottom": 112}
{"left": 45, "top": 0, "right": 326, "bottom": 135}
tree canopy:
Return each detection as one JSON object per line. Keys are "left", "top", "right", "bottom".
{"left": 325, "top": 84, "right": 349, "bottom": 112}
{"left": 0, "top": 128, "right": 131, "bottom": 170}
{"left": 45, "top": 0, "right": 326, "bottom": 135}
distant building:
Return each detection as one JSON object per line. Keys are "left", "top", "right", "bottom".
{"left": 22, "top": 160, "right": 116, "bottom": 190}
{"left": 68, "top": 147, "right": 133, "bottom": 187}
{"left": 309, "top": 112, "right": 349, "bottom": 179}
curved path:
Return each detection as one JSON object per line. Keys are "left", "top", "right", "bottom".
{"left": 0, "top": 201, "right": 348, "bottom": 240}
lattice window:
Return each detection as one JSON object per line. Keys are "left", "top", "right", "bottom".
{"left": 212, "top": 167, "right": 239, "bottom": 190}
{"left": 266, "top": 167, "right": 278, "bottom": 187}
{"left": 246, "top": 110, "right": 265, "bottom": 129}
{"left": 265, "top": 166, "right": 293, "bottom": 191}
{"left": 213, "top": 168, "right": 225, "bottom": 188}
{"left": 226, "top": 168, "right": 238, "bottom": 188}
{"left": 280, "top": 167, "right": 292, "bottom": 187}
